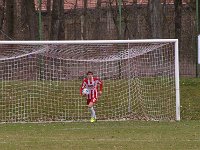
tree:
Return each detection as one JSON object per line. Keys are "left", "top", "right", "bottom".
{"left": 93, "top": 0, "right": 101, "bottom": 40}
{"left": 147, "top": 0, "right": 162, "bottom": 38}
{"left": 81, "top": 0, "right": 88, "bottom": 40}
{"left": 174, "top": 0, "right": 182, "bottom": 40}
{"left": 125, "top": 0, "right": 138, "bottom": 39}
{"left": 122, "top": 0, "right": 132, "bottom": 39}
{"left": 21, "top": 0, "right": 39, "bottom": 40}
{"left": 46, "top": 0, "right": 52, "bottom": 39}
{"left": 108, "top": 0, "right": 121, "bottom": 40}
{"left": 5, "top": 0, "right": 14, "bottom": 39}
{"left": 50, "top": 0, "right": 65, "bottom": 40}
{"left": 0, "top": 0, "right": 5, "bottom": 31}
{"left": 73, "top": 0, "right": 78, "bottom": 40}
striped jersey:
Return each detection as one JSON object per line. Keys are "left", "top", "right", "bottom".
{"left": 80, "top": 77, "right": 103, "bottom": 100}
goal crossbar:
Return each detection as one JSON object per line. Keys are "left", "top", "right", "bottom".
{"left": 0, "top": 39, "right": 178, "bottom": 45}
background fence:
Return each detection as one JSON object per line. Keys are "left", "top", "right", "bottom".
{"left": 0, "top": 0, "right": 198, "bottom": 76}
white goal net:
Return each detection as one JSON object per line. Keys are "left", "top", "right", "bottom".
{"left": 0, "top": 40, "right": 180, "bottom": 123}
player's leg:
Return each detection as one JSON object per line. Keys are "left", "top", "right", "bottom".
{"left": 88, "top": 102, "right": 96, "bottom": 118}
{"left": 88, "top": 101, "right": 96, "bottom": 122}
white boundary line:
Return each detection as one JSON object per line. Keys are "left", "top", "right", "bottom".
{"left": 0, "top": 138, "right": 200, "bottom": 144}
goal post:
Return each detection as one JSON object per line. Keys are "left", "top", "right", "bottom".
{"left": 175, "top": 40, "right": 180, "bottom": 121}
{"left": 0, "top": 39, "right": 180, "bottom": 123}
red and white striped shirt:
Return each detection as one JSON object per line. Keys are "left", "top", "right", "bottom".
{"left": 80, "top": 77, "right": 103, "bottom": 100}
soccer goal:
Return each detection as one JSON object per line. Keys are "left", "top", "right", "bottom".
{"left": 0, "top": 40, "right": 180, "bottom": 123}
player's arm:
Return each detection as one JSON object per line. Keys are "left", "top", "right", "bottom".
{"left": 98, "top": 79, "right": 103, "bottom": 95}
{"left": 80, "top": 80, "right": 86, "bottom": 96}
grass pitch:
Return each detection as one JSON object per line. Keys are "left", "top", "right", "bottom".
{"left": 0, "top": 121, "right": 200, "bottom": 150}
{"left": 0, "top": 78, "right": 200, "bottom": 150}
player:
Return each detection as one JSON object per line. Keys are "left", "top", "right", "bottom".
{"left": 80, "top": 71, "right": 103, "bottom": 122}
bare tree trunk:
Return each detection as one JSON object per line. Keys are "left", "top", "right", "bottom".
{"left": 128, "top": 0, "right": 138, "bottom": 39}
{"left": 108, "top": 0, "right": 122, "bottom": 78}
{"left": 147, "top": 0, "right": 162, "bottom": 38}
{"left": 0, "top": 0, "right": 5, "bottom": 31}
{"left": 122, "top": 0, "right": 130, "bottom": 39}
{"left": 73, "top": 0, "right": 78, "bottom": 40}
{"left": 81, "top": 0, "right": 88, "bottom": 40}
{"left": 162, "top": 0, "right": 167, "bottom": 37}
{"left": 5, "top": 0, "right": 14, "bottom": 39}
{"left": 50, "top": 0, "right": 65, "bottom": 40}
{"left": 21, "top": 0, "right": 39, "bottom": 40}
{"left": 93, "top": 0, "right": 101, "bottom": 40}
{"left": 198, "top": 0, "right": 200, "bottom": 34}
{"left": 109, "top": 0, "right": 120, "bottom": 40}
{"left": 174, "top": 0, "right": 182, "bottom": 40}
{"left": 47, "top": 0, "right": 52, "bottom": 39}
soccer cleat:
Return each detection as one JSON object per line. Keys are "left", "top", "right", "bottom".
{"left": 90, "top": 117, "right": 96, "bottom": 123}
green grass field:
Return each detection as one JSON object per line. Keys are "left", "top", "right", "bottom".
{"left": 0, "top": 78, "right": 200, "bottom": 150}
{"left": 0, "top": 121, "right": 200, "bottom": 150}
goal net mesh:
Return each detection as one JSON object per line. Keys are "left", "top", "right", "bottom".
{"left": 0, "top": 41, "right": 177, "bottom": 122}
